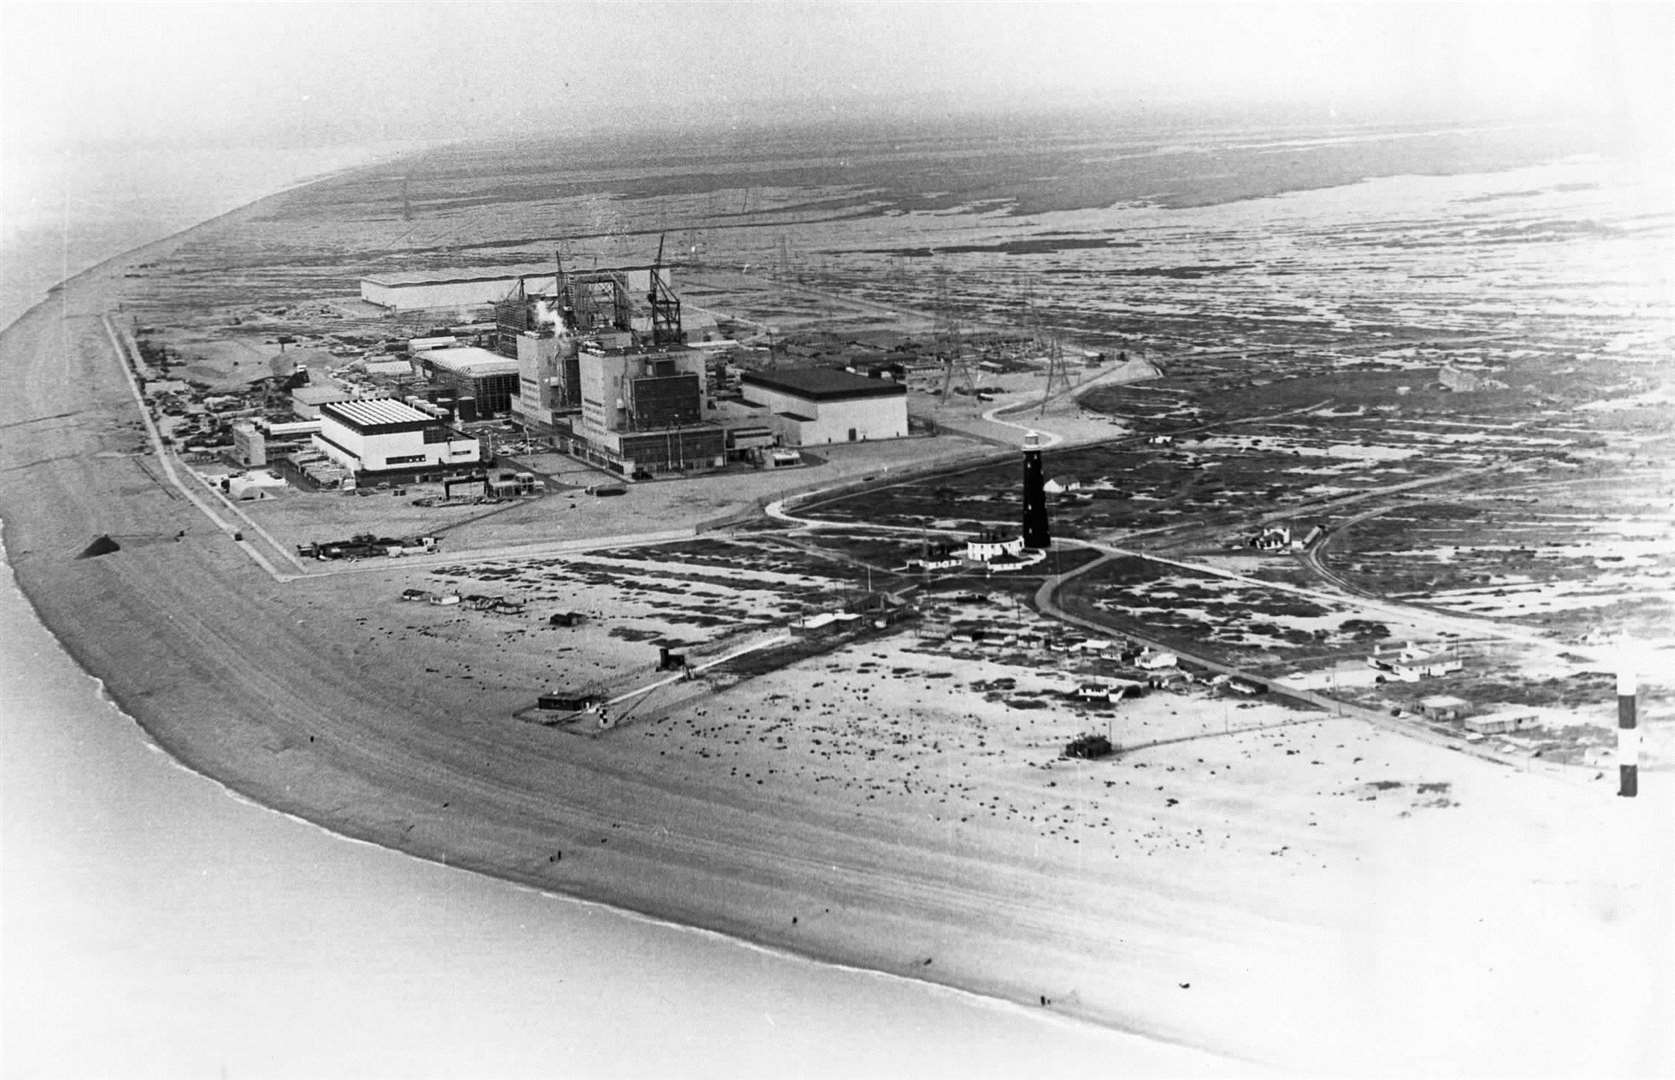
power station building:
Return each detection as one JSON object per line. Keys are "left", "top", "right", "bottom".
{"left": 500, "top": 264, "right": 683, "bottom": 432}
{"left": 568, "top": 345, "right": 725, "bottom": 474}
{"left": 738, "top": 368, "right": 908, "bottom": 446}
{"left": 311, "top": 399, "right": 481, "bottom": 479}
{"left": 510, "top": 332, "right": 577, "bottom": 431}
{"left": 482, "top": 251, "right": 725, "bottom": 475}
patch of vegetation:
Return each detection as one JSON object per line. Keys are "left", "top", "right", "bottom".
{"left": 1065, "top": 733, "right": 1114, "bottom": 759}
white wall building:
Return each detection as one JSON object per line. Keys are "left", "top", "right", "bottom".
{"left": 231, "top": 417, "right": 320, "bottom": 467}
{"left": 362, "top": 265, "right": 673, "bottom": 313}
{"left": 312, "top": 399, "right": 480, "bottom": 478}
{"left": 361, "top": 268, "right": 554, "bottom": 311}
{"left": 965, "top": 532, "right": 1026, "bottom": 562}
{"left": 739, "top": 368, "right": 908, "bottom": 446}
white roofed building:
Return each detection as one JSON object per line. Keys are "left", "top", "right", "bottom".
{"left": 416, "top": 346, "right": 521, "bottom": 417}
{"left": 312, "top": 399, "right": 480, "bottom": 480}
{"left": 361, "top": 268, "right": 554, "bottom": 312}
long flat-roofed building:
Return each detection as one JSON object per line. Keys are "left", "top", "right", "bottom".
{"left": 361, "top": 267, "right": 554, "bottom": 311}
{"left": 740, "top": 368, "right": 908, "bottom": 446}
{"left": 312, "top": 399, "right": 480, "bottom": 479}
{"left": 363, "top": 264, "right": 676, "bottom": 314}
{"left": 291, "top": 383, "right": 355, "bottom": 419}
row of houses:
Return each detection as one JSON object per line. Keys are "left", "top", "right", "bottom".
{"left": 1415, "top": 694, "right": 1538, "bottom": 736}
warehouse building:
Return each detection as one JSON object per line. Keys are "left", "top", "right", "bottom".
{"left": 360, "top": 267, "right": 555, "bottom": 312}
{"left": 739, "top": 368, "right": 908, "bottom": 446}
{"left": 312, "top": 399, "right": 481, "bottom": 480}
{"left": 364, "top": 263, "right": 687, "bottom": 316}
{"left": 415, "top": 346, "right": 521, "bottom": 417}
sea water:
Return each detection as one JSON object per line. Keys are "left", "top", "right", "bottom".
{"left": 0, "top": 145, "right": 1217, "bottom": 1078}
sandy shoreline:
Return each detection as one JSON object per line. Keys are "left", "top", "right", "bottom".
{"left": 3, "top": 191, "right": 1670, "bottom": 1075}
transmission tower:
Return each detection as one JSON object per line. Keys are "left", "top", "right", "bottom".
{"left": 934, "top": 270, "right": 975, "bottom": 402}
{"left": 1038, "top": 334, "right": 1073, "bottom": 418}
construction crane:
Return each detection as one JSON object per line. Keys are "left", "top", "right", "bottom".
{"left": 648, "top": 234, "right": 684, "bottom": 347}
{"left": 553, "top": 248, "right": 576, "bottom": 330}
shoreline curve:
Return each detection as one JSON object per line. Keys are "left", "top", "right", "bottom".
{"left": 0, "top": 177, "right": 1244, "bottom": 1072}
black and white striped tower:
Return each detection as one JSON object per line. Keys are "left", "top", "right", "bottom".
{"left": 1021, "top": 430, "right": 1050, "bottom": 550}
{"left": 1617, "top": 668, "right": 1638, "bottom": 798}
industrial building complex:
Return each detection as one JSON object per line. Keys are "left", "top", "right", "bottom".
{"left": 222, "top": 248, "right": 920, "bottom": 490}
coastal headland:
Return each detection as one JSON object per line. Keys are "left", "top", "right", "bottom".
{"left": 4, "top": 153, "right": 1671, "bottom": 1076}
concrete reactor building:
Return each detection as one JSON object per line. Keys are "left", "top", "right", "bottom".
{"left": 571, "top": 345, "right": 725, "bottom": 474}
{"left": 499, "top": 263, "right": 684, "bottom": 433}
{"left": 492, "top": 252, "right": 726, "bottom": 475}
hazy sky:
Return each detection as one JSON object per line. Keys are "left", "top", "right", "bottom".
{"left": 4, "top": 1, "right": 1671, "bottom": 153}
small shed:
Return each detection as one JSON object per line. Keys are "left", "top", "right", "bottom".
{"left": 1464, "top": 711, "right": 1537, "bottom": 736}
{"left": 1419, "top": 694, "right": 1470, "bottom": 721}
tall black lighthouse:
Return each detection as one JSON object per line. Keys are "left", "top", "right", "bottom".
{"left": 1021, "top": 430, "right": 1050, "bottom": 549}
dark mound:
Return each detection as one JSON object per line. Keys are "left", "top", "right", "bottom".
{"left": 77, "top": 534, "right": 121, "bottom": 559}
